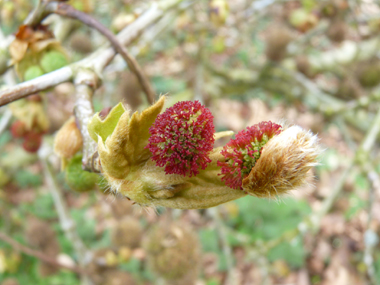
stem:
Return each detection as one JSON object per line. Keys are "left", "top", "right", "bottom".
{"left": 73, "top": 69, "right": 98, "bottom": 171}
{"left": 360, "top": 106, "right": 380, "bottom": 153}
{"left": 0, "top": 67, "right": 74, "bottom": 106}
{"left": 0, "top": 109, "right": 12, "bottom": 137}
{"left": 0, "top": 0, "right": 183, "bottom": 106}
{"left": 208, "top": 208, "right": 237, "bottom": 285}
{"left": 0, "top": 232, "right": 85, "bottom": 275}
{"left": 364, "top": 170, "right": 380, "bottom": 285}
{"left": 39, "top": 145, "right": 91, "bottom": 283}
{"left": 50, "top": 3, "right": 155, "bottom": 105}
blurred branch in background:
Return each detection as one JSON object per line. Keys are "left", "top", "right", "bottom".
{"left": 40, "top": 145, "right": 91, "bottom": 284}
{"left": 0, "top": 231, "right": 86, "bottom": 275}
{"left": 0, "top": 0, "right": 188, "bottom": 106}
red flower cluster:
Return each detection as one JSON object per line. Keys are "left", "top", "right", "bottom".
{"left": 147, "top": 100, "right": 215, "bottom": 177}
{"left": 10, "top": 120, "right": 44, "bottom": 153}
{"left": 218, "top": 121, "right": 282, "bottom": 189}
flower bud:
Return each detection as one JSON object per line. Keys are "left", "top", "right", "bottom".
{"left": 218, "top": 121, "right": 283, "bottom": 190}
{"left": 147, "top": 100, "right": 215, "bottom": 177}
{"left": 40, "top": 50, "right": 68, "bottom": 73}
{"left": 22, "top": 132, "right": 42, "bottom": 153}
{"left": 54, "top": 117, "right": 83, "bottom": 161}
{"left": 144, "top": 223, "right": 200, "bottom": 282}
{"left": 10, "top": 120, "right": 27, "bottom": 138}
{"left": 209, "top": 0, "right": 229, "bottom": 26}
{"left": 111, "top": 217, "right": 142, "bottom": 249}
{"left": 65, "top": 155, "right": 99, "bottom": 192}
{"left": 24, "top": 65, "right": 44, "bottom": 81}
{"left": 242, "top": 125, "right": 321, "bottom": 197}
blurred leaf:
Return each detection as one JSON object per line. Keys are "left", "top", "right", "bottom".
{"left": 206, "top": 278, "right": 221, "bottom": 285}
{"left": 0, "top": 131, "right": 11, "bottom": 148}
{"left": 120, "top": 257, "right": 141, "bottom": 273}
{"left": 317, "top": 148, "right": 340, "bottom": 172}
{"left": 152, "top": 76, "right": 186, "bottom": 94}
{"left": 267, "top": 236, "right": 305, "bottom": 268}
{"left": 14, "top": 170, "right": 42, "bottom": 188}
{"left": 199, "top": 229, "right": 219, "bottom": 253}
{"left": 345, "top": 193, "right": 366, "bottom": 220}
{"left": 354, "top": 173, "right": 370, "bottom": 190}
{"left": 70, "top": 208, "right": 96, "bottom": 243}
{"left": 230, "top": 196, "right": 310, "bottom": 241}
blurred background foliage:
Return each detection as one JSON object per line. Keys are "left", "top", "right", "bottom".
{"left": 1, "top": 0, "right": 380, "bottom": 284}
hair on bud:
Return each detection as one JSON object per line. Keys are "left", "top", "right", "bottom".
{"left": 218, "top": 121, "right": 282, "bottom": 189}
{"left": 242, "top": 125, "right": 321, "bottom": 198}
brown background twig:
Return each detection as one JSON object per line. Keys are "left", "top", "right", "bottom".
{"left": 0, "top": 231, "right": 86, "bottom": 275}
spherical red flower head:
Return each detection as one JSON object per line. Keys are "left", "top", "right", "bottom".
{"left": 10, "top": 120, "right": 27, "bottom": 138}
{"left": 218, "top": 121, "right": 282, "bottom": 189}
{"left": 23, "top": 132, "right": 42, "bottom": 153}
{"left": 147, "top": 100, "right": 215, "bottom": 177}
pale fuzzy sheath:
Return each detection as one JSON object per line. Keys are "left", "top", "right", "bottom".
{"left": 242, "top": 125, "right": 322, "bottom": 198}
{"left": 105, "top": 149, "right": 246, "bottom": 209}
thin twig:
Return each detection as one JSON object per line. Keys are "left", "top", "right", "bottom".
{"left": 208, "top": 208, "right": 237, "bottom": 285}
{"left": 73, "top": 69, "right": 98, "bottom": 171}
{"left": 50, "top": 3, "right": 155, "bottom": 104}
{"left": 364, "top": 170, "right": 380, "bottom": 285}
{"left": 0, "top": 0, "right": 184, "bottom": 106}
{"left": 0, "top": 231, "right": 86, "bottom": 275}
{"left": 0, "top": 108, "right": 12, "bottom": 137}
{"left": 39, "top": 144, "right": 92, "bottom": 284}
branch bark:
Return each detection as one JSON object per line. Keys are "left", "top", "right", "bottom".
{"left": 0, "top": 0, "right": 184, "bottom": 106}
{"left": 51, "top": 3, "right": 155, "bottom": 104}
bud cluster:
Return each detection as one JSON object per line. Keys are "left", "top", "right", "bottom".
{"left": 88, "top": 97, "right": 321, "bottom": 209}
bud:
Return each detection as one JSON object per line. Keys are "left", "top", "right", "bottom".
{"left": 218, "top": 121, "right": 282, "bottom": 190}
{"left": 65, "top": 155, "right": 99, "bottom": 192}
{"left": 242, "top": 125, "right": 321, "bottom": 198}
{"left": 88, "top": 97, "right": 320, "bottom": 209}
{"left": 289, "top": 8, "right": 318, "bottom": 32}
{"left": 356, "top": 60, "right": 380, "bottom": 88}
{"left": 24, "top": 65, "right": 44, "bottom": 81}
{"left": 327, "top": 20, "right": 347, "bottom": 43}
{"left": 54, "top": 117, "right": 83, "bottom": 161}
{"left": 69, "top": 32, "right": 93, "bottom": 54}
{"left": 22, "top": 132, "right": 42, "bottom": 153}
{"left": 209, "top": 0, "right": 229, "bottom": 26}
{"left": 295, "top": 55, "right": 315, "bottom": 78}
{"left": 147, "top": 100, "right": 215, "bottom": 177}
{"left": 265, "top": 26, "right": 293, "bottom": 62}
{"left": 111, "top": 217, "right": 142, "bottom": 249}
{"left": 144, "top": 223, "right": 200, "bottom": 282}
{"left": 10, "top": 120, "right": 27, "bottom": 138}
{"left": 40, "top": 50, "right": 68, "bottom": 73}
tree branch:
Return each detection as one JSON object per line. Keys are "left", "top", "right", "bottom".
{"left": 50, "top": 2, "right": 155, "bottom": 104}
{"left": 0, "top": 231, "right": 86, "bottom": 275}
{"left": 39, "top": 144, "right": 91, "bottom": 283}
{"left": 73, "top": 69, "right": 99, "bottom": 171}
{"left": 0, "top": 0, "right": 184, "bottom": 106}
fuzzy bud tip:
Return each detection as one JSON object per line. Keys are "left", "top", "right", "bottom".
{"left": 218, "top": 121, "right": 282, "bottom": 189}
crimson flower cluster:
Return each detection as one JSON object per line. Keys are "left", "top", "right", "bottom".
{"left": 147, "top": 100, "right": 215, "bottom": 177}
{"left": 218, "top": 121, "right": 282, "bottom": 189}
{"left": 10, "top": 120, "right": 44, "bottom": 153}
